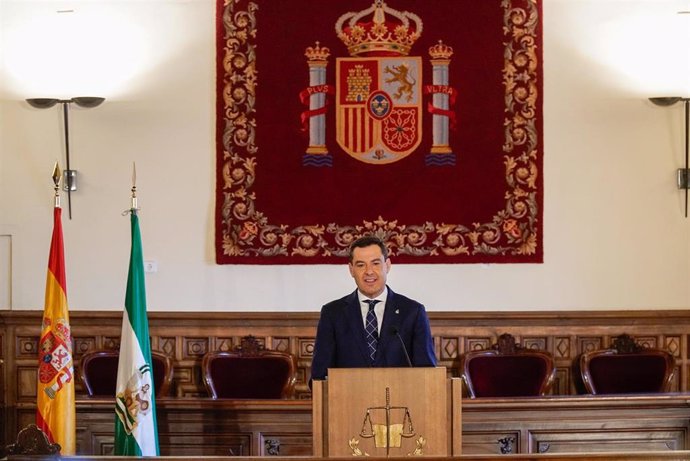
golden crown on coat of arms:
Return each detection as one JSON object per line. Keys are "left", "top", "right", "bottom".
{"left": 305, "top": 41, "right": 331, "bottom": 62}
{"left": 428, "top": 40, "right": 454, "bottom": 60}
{"left": 335, "top": 0, "right": 423, "bottom": 57}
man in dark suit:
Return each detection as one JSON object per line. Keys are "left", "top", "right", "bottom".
{"left": 310, "top": 235, "right": 437, "bottom": 383}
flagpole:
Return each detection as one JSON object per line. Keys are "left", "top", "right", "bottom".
{"left": 115, "top": 162, "right": 159, "bottom": 456}
{"left": 52, "top": 161, "right": 61, "bottom": 209}
{"left": 131, "top": 162, "right": 138, "bottom": 214}
{"left": 37, "top": 160, "right": 76, "bottom": 455}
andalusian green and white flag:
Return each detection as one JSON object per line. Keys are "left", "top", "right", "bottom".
{"left": 114, "top": 210, "right": 159, "bottom": 456}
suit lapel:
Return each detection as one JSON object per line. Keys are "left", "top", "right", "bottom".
{"left": 376, "top": 287, "right": 399, "bottom": 362}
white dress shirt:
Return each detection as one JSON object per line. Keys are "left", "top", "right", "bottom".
{"left": 357, "top": 287, "right": 388, "bottom": 335}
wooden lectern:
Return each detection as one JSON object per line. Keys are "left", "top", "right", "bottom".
{"left": 312, "top": 367, "right": 462, "bottom": 457}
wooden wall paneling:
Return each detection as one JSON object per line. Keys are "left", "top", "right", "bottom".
{"left": 73, "top": 336, "right": 97, "bottom": 356}
{"left": 5, "top": 310, "right": 690, "bottom": 452}
{"left": 161, "top": 433, "right": 252, "bottom": 457}
{"left": 577, "top": 336, "right": 603, "bottom": 355}
{"left": 522, "top": 335, "right": 547, "bottom": 350}
{"left": 184, "top": 336, "right": 210, "bottom": 359}
{"left": 102, "top": 336, "right": 121, "bottom": 349}
{"left": 43, "top": 396, "right": 690, "bottom": 455}
{"left": 551, "top": 367, "right": 568, "bottom": 395}
{"left": 552, "top": 335, "right": 572, "bottom": 394}
{"left": 466, "top": 336, "right": 493, "bottom": 353}
{"left": 259, "top": 432, "right": 314, "bottom": 456}
{"left": 529, "top": 429, "right": 688, "bottom": 454}
{"left": 158, "top": 336, "right": 176, "bottom": 357}
{"left": 461, "top": 395, "right": 690, "bottom": 455}
{"left": 438, "top": 336, "right": 460, "bottom": 363}
{"left": 0, "top": 327, "right": 5, "bottom": 450}
{"left": 16, "top": 399, "right": 314, "bottom": 456}
{"left": 461, "top": 430, "right": 521, "bottom": 455}
{"left": 173, "top": 362, "right": 197, "bottom": 397}
{"left": 296, "top": 335, "right": 314, "bottom": 390}
{"left": 271, "top": 336, "right": 290, "bottom": 352}
{"left": 5, "top": 310, "right": 690, "bottom": 402}
{"left": 665, "top": 335, "right": 683, "bottom": 392}
{"left": 214, "top": 336, "right": 235, "bottom": 351}
{"left": 553, "top": 336, "right": 571, "bottom": 360}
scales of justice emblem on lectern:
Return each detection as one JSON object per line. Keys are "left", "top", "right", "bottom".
{"left": 348, "top": 387, "right": 427, "bottom": 456}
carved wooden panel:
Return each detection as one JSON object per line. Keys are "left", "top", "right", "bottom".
{"left": 0, "top": 332, "right": 4, "bottom": 406}
{"left": 159, "top": 337, "right": 176, "bottom": 356}
{"left": 175, "top": 364, "right": 202, "bottom": 398}
{"left": 462, "top": 431, "right": 521, "bottom": 455}
{"left": 553, "top": 336, "right": 571, "bottom": 360}
{"left": 0, "top": 311, "right": 690, "bottom": 404}
{"left": 577, "top": 336, "right": 603, "bottom": 355}
{"left": 259, "top": 433, "right": 313, "bottom": 456}
{"left": 16, "top": 336, "right": 37, "bottom": 358}
{"left": 466, "top": 337, "right": 493, "bottom": 352}
{"left": 160, "top": 434, "right": 253, "bottom": 456}
{"left": 214, "top": 337, "right": 234, "bottom": 351}
{"left": 529, "top": 429, "right": 685, "bottom": 454}
{"left": 439, "top": 336, "right": 460, "bottom": 361}
{"left": 464, "top": 395, "right": 690, "bottom": 454}
{"left": 73, "top": 336, "right": 96, "bottom": 355}
{"left": 40, "top": 397, "right": 690, "bottom": 455}
{"left": 102, "top": 337, "right": 120, "bottom": 349}
{"left": 5, "top": 309, "right": 690, "bottom": 451}
{"left": 272, "top": 337, "right": 290, "bottom": 352}
{"left": 523, "top": 336, "right": 547, "bottom": 351}
{"left": 4, "top": 311, "right": 690, "bottom": 401}
{"left": 184, "top": 337, "right": 209, "bottom": 358}
{"left": 552, "top": 367, "right": 569, "bottom": 395}
{"left": 298, "top": 337, "right": 314, "bottom": 359}
{"left": 16, "top": 367, "right": 36, "bottom": 400}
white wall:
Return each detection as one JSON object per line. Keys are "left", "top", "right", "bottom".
{"left": 1, "top": 0, "right": 689, "bottom": 312}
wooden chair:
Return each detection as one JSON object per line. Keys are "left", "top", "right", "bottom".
{"left": 202, "top": 335, "right": 297, "bottom": 399}
{"left": 579, "top": 333, "right": 675, "bottom": 394}
{"left": 3, "top": 424, "right": 60, "bottom": 458}
{"left": 460, "top": 333, "right": 556, "bottom": 398}
{"left": 79, "top": 349, "right": 173, "bottom": 397}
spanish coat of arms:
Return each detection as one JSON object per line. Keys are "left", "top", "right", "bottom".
{"left": 301, "top": 0, "right": 456, "bottom": 167}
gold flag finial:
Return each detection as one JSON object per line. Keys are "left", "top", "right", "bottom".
{"left": 52, "top": 161, "right": 61, "bottom": 208}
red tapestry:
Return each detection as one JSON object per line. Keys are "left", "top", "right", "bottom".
{"left": 215, "top": 0, "right": 543, "bottom": 264}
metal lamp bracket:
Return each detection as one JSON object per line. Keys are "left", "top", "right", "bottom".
{"left": 63, "top": 170, "right": 77, "bottom": 192}
{"left": 650, "top": 97, "right": 690, "bottom": 216}
{"left": 26, "top": 97, "right": 104, "bottom": 219}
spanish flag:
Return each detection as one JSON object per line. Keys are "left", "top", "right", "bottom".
{"left": 36, "top": 205, "right": 76, "bottom": 454}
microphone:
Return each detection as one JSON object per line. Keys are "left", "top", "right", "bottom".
{"left": 391, "top": 326, "right": 412, "bottom": 367}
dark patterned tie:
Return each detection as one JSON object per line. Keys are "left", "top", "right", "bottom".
{"left": 364, "top": 299, "right": 380, "bottom": 364}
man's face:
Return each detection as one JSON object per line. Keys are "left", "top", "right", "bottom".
{"left": 348, "top": 244, "right": 391, "bottom": 298}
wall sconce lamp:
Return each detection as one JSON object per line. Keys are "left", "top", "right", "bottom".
{"left": 649, "top": 97, "right": 690, "bottom": 217}
{"left": 26, "top": 97, "right": 105, "bottom": 219}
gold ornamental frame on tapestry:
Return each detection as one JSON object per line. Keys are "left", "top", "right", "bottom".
{"left": 215, "top": 0, "right": 544, "bottom": 263}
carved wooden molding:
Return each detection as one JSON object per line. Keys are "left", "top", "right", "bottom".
{"left": 497, "top": 436, "right": 515, "bottom": 454}
{"left": 4, "top": 424, "right": 60, "bottom": 456}
{"left": 235, "top": 335, "right": 265, "bottom": 356}
{"left": 2, "top": 309, "right": 690, "bottom": 403}
{"left": 611, "top": 333, "right": 643, "bottom": 353}
{"left": 492, "top": 333, "right": 521, "bottom": 354}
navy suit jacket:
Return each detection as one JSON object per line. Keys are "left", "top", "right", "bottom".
{"left": 310, "top": 287, "right": 437, "bottom": 382}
